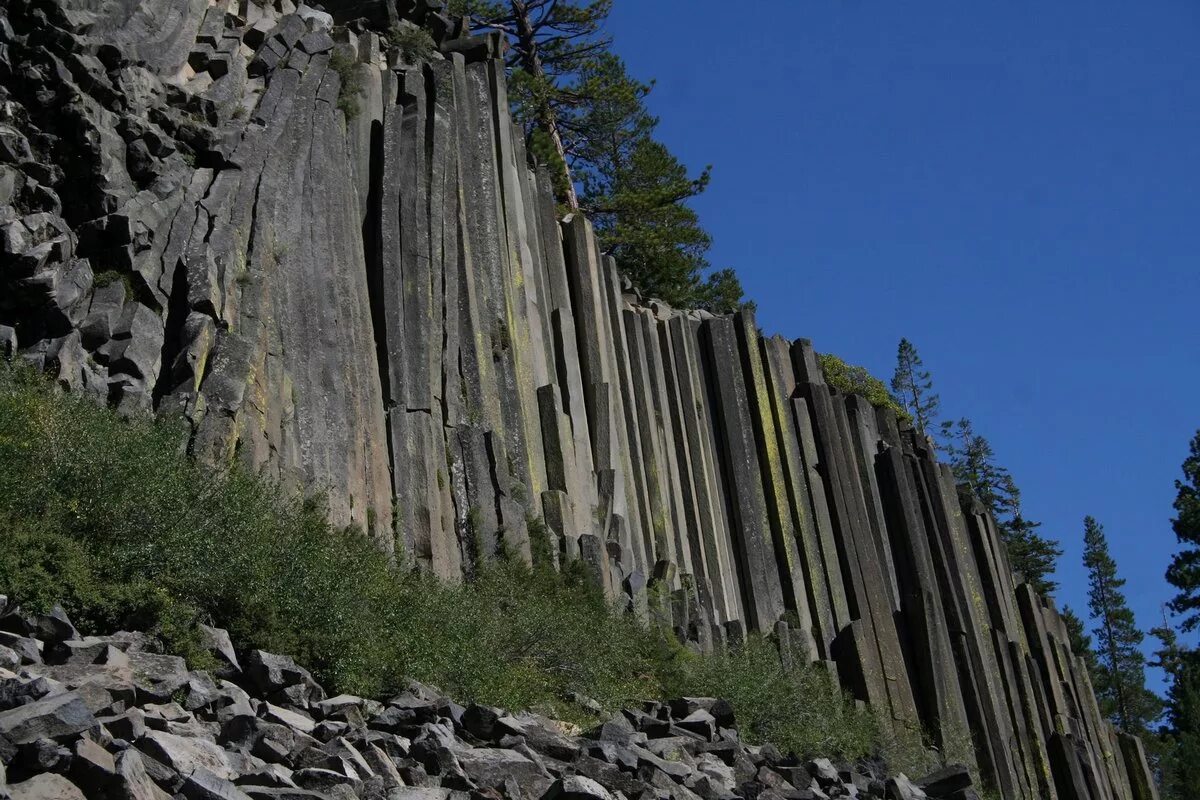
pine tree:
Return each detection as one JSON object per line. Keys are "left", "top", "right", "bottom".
{"left": 890, "top": 339, "right": 940, "bottom": 439}
{"left": 1083, "top": 515, "right": 1162, "bottom": 733}
{"left": 1167, "top": 430, "right": 1200, "bottom": 631}
{"left": 1160, "top": 430, "right": 1200, "bottom": 798}
{"left": 941, "top": 419, "right": 1062, "bottom": 594}
{"left": 1062, "top": 605, "right": 1100, "bottom": 678}
{"left": 940, "top": 418, "right": 1016, "bottom": 519}
{"left": 459, "top": 2, "right": 745, "bottom": 311}
{"left": 1151, "top": 618, "right": 1200, "bottom": 799}
{"left": 1003, "top": 505, "right": 1063, "bottom": 596}
{"left": 456, "top": 0, "right": 614, "bottom": 208}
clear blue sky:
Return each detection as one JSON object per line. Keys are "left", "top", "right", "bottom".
{"left": 608, "top": 0, "right": 1200, "bottom": 692}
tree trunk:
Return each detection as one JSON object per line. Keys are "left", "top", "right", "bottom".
{"left": 510, "top": 0, "right": 579, "bottom": 209}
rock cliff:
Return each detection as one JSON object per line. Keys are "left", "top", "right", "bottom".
{"left": 0, "top": 603, "right": 979, "bottom": 800}
{"left": 0, "top": 1, "right": 1160, "bottom": 799}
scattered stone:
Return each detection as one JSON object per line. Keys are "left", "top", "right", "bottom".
{"left": 7, "top": 773, "right": 87, "bottom": 800}
{"left": 0, "top": 693, "right": 97, "bottom": 745}
{"left": 915, "top": 765, "right": 971, "bottom": 797}
{"left": 543, "top": 775, "right": 614, "bottom": 800}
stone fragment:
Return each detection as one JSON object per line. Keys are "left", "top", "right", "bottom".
{"left": 135, "top": 730, "right": 236, "bottom": 782}
{"left": 0, "top": 693, "right": 97, "bottom": 745}
{"left": 198, "top": 626, "right": 241, "bottom": 675}
{"left": 68, "top": 735, "right": 115, "bottom": 785}
{"left": 7, "top": 773, "right": 87, "bottom": 800}
{"left": 885, "top": 774, "right": 927, "bottom": 800}
{"left": 242, "top": 653, "right": 322, "bottom": 706}
{"left": 262, "top": 705, "right": 316, "bottom": 736}
{"left": 915, "top": 764, "right": 972, "bottom": 797}
{"left": 454, "top": 747, "right": 549, "bottom": 791}
{"left": 181, "top": 766, "right": 253, "bottom": 800}
{"left": 542, "top": 776, "right": 614, "bottom": 800}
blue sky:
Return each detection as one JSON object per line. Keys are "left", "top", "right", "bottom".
{"left": 608, "top": 0, "right": 1200, "bottom": 691}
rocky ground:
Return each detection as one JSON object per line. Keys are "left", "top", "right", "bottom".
{"left": 0, "top": 600, "right": 979, "bottom": 800}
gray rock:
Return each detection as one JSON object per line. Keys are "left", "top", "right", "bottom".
{"left": 454, "top": 746, "right": 548, "bottom": 791}
{"left": 113, "top": 749, "right": 172, "bottom": 800}
{"left": 915, "top": 765, "right": 971, "bottom": 797}
{"left": 885, "top": 775, "right": 927, "bottom": 800}
{"left": 0, "top": 636, "right": 41, "bottom": 667}
{"left": 261, "top": 705, "right": 315, "bottom": 736}
{"left": 0, "top": 693, "right": 97, "bottom": 745}
{"left": 68, "top": 736, "right": 115, "bottom": 785}
{"left": 235, "top": 764, "right": 297, "bottom": 789}
{"left": 542, "top": 776, "right": 614, "bottom": 800}
{"left": 198, "top": 626, "right": 241, "bottom": 675}
{"left": 180, "top": 767, "right": 253, "bottom": 800}
{"left": 242, "top": 653, "right": 322, "bottom": 706}
{"left": 135, "top": 730, "right": 236, "bottom": 782}
{"left": 292, "top": 767, "right": 357, "bottom": 791}
{"left": 7, "top": 774, "right": 86, "bottom": 800}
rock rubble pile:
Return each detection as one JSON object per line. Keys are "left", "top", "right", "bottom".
{"left": 0, "top": 602, "right": 977, "bottom": 800}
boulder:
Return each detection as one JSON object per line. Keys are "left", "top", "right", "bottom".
{"left": 675, "top": 709, "right": 717, "bottom": 741}
{"left": 886, "top": 775, "right": 927, "bottom": 800}
{"left": 915, "top": 765, "right": 971, "bottom": 797}
{"left": 7, "top": 774, "right": 86, "bottom": 800}
{"left": 135, "top": 730, "right": 236, "bottom": 782}
{"left": 198, "top": 627, "right": 241, "bottom": 675}
{"left": 454, "top": 747, "right": 549, "bottom": 791}
{"left": 460, "top": 705, "right": 500, "bottom": 741}
{"left": 541, "top": 776, "right": 614, "bottom": 800}
{"left": 0, "top": 693, "right": 97, "bottom": 745}
{"left": 68, "top": 736, "right": 116, "bottom": 786}
{"left": 0, "top": 636, "right": 42, "bottom": 666}
{"left": 16, "top": 737, "right": 72, "bottom": 775}
{"left": 4, "top": 609, "right": 77, "bottom": 647}
{"left": 242, "top": 653, "right": 322, "bottom": 706}
{"left": 0, "top": 677, "right": 56, "bottom": 713}
{"left": 261, "top": 705, "right": 316, "bottom": 736}
{"left": 125, "top": 653, "right": 189, "bottom": 705}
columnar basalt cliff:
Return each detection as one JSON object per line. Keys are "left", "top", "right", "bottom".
{"left": 0, "top": 1, "right": 1160, "bottom": 799}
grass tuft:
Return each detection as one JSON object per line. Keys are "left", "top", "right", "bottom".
{"left": 0, "top": 363, "right": 942, "bottom": 773}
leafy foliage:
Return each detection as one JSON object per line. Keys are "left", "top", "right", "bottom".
{"left": 890, "top": 339, "right": 939, "bottom": 439}
{"left": 0, "top": 365, "right": 938, "bottom": 772}
{"left": 387, "top": 23, "right": 437, "bottom": 63}
{"left": 1061, "top": 605, "right": 1100, "bottom": 678}
{"left": 668, "top": 637, "right": 886, "bottom": 766}
{"left": 329, "top": 45, "right": 364, "bottom": 120}
{"left": 816, "top": 353, "right": 909, "bottom": 421}
{"left": 1003, "top": 514, "right": 1062, "bottom": 596}
{"left": 1157, "top": 431, "right": 1200, "bottom": 798}
{"left": 941, "top": 418, "right": 1062, "bottom": 595}
{"left": 1167, "top": 430, "right": 1200, "bottom": 631}
{"left": 1083, "top": 516, "right": 1161, "bottom": 734}
{"left": 465, "top": 2, "right": 745, "bottom": 312}
{"left": 1152, "top": 621, "right": 1200, "bottom": 799}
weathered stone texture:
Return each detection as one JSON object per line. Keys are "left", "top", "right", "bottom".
{"left": 0, "top": 2, "right": 1155, "bottom": 798}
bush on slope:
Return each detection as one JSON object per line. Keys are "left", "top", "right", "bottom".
{"left": 0, "top": 363, "right": 935, "bottom": 771}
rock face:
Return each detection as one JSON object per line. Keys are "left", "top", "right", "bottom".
{"left": 0, "top": 615, "right": 975, "bottom": 800}
{"left": 0, "top": 1, "right": 1159, "bottom": 799}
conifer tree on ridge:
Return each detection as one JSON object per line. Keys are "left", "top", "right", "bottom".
{"left": 1083, "top": 515, "right": 1161, "bottom": 734}
{"left": 890, "top": 338, "right": 940, "bottom": 439}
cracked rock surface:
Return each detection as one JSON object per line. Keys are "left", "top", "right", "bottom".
{"left": 0, "top": 602, "right": 977, "bottom": 800}
{"left": 0, "top": 2, "right": 1164, "bottom": 800}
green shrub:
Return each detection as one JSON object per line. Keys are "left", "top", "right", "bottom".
{"left": 92, "top": 269, "right": 133, "bottom": 296}
{"left": 0, "top": 363, "right": 940, "bottom": 771}
{"left": 387, "top": 24, "right": 437, "bottom": 63}
{"left": 329, "top": 46, "right": 364, "bottom": 120}
{"left": 817, "top": 352, "right": 912, "bottom": 423}
{"left": 663, "top": 635, "right": 880, "bottom": 759}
